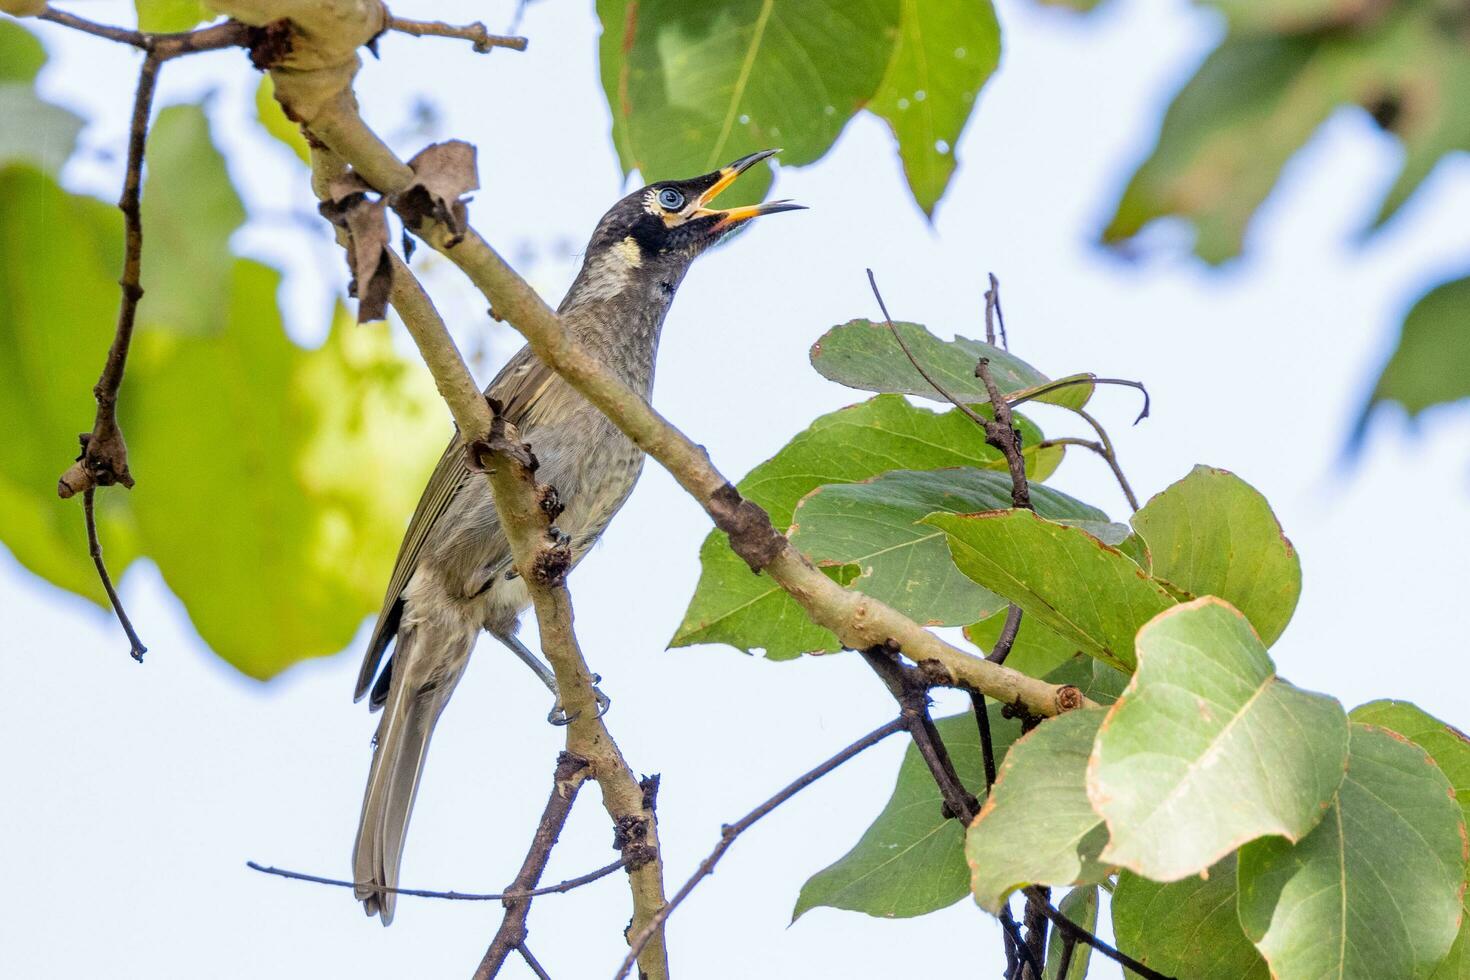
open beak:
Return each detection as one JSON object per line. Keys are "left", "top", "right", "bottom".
{"left": 694, "top": 148, "right": 806, "bottom": 228}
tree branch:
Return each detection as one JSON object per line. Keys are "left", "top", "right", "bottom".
{"left": 475, "top": 753, "right": 590, "bottom": 980}
{"left": 1022, "top": 886, "right": 1175, "bottom": 980}
{"left": 517, "top": 944, "right": 553, "bottom": 980}
{"left": 379, "top": 235, "right": 672, "bottom": 980}
{"left": 244, "top": 854, "right": 625, "bottom": 902}
{"left": 37, "top": 7, "right": 253, "bottom": 58}
{"left": 386, "top": 14, "right": 526, "bottom": 52}
{"left": 83, "top": 488, "right": 146, "bottom": 661}
{"left": 615, "top": 717, "right": 906, "bottom": 980}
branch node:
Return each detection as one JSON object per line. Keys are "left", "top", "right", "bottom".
{"left": 246, "top": 19, "right": 294, "bottom": 70}
{"left": 708, "top": 483, "right": 784, "bottom": 572}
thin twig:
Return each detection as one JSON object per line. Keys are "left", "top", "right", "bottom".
{"left": 1001, "top": 906, "right": 1042, "bottom": 979}
{"left": 386, "top": 15, "right": 527, "bottom": 52}
{"left": 60, "top": 54, "right": 162, "bottom": 660}
{"left": 1009, "top": 376, "right": 1151, "bottom": 425}
{"left": 517, "top": 944, "right": 553, "bottom": 980}
{"left": 1023, "top": 887, "right": 1174, "bottom": 980}
{"left": 1054, "top": 935, "right": 1078, "bottom": 979}
{"left": 614, "top": 717, "right": 906, "bottom": 980}
{"left": 975, "top": 359, "right": 1032, "bottom": 511}
{"left": 38, "top": 7, "right": 252, "bottom": 58}
{"left": 1035, "top": 436, "right": 1140, "bottom": 512}
{"left": 985, "top": 273, "right": 1007, "bottom": 349}
{"left": 866, "top": 269, "right": 994, "bottom": 431}
{"left": 986, "top": 604, "right": 1025, "bottom": 665}
{"left": 1023, "top": 887, "right": 1050, "bottom": 980}
{"left": 475, "top": 753, "right": 589, "bottom": 980}
{"left": 1075, "top": 405, "right": 1140, "bottom": 511}
{"left": 974, "top": 693, "right": 998, "bottom": 794}
{"left": 244, "top": 855, "right": 624, "bottom": 902}
{"left": 83, "top": 488, "right": 146, "bottom": 661}
{"left": 58, "top": 53, "right": 160, "bottom": 500}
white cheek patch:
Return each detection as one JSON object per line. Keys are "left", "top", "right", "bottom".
{"left": 615, "top": 236, "right": 643, "bottom": 268}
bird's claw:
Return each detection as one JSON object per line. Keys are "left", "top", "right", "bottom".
{"left": 545, "top": 675, "right": 611, "bottom": 726}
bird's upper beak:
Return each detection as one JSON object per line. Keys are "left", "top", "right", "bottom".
{"left": 693, "top": 149, "right": 805, "bottom": 229}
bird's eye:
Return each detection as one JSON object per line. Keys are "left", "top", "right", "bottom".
{"left": 657, "top": 187, "right": 685, "bottom": 210}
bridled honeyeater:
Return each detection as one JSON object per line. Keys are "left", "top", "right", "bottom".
{"left": 352, "top": 150, "right": 802, "bottom": 923}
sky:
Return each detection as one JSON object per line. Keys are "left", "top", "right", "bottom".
{"left": 5, "top": 1, "right": 1470, "bottom": 978}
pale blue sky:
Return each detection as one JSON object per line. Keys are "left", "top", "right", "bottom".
{"left": 5, "top": 1, "right": 1470, "bottom": 977}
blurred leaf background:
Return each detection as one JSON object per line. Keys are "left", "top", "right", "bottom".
{"left": 2, "top": 0, "right": 1467, "bottom": 679}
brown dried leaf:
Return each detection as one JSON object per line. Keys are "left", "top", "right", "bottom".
{"left": 399, "top": 140, "right": 479, "bottom": 240}
{"left": 317, "top": 171, "right": 391, "bottom": 322}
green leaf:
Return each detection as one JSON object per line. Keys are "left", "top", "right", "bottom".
{"left": 134, "top": 0, "right": 211, "bottom": 32}
{"left": 1131, "top": 465, "right": 1301, "bottom": 645}
{"left": 0, "top": 166, "right": 137, "bottom": 604}
{"left": 1111, "top": 853, "right": 1270, "bottom": 980}
{"left": 794, "top": 707, "right": 1026, "bottom": 920}
{"left": 128, "top": 280, "right": 444, "bottom": 678}
{"left": 966, "top": 708, "right": 1111, "bottom": 913}
{"left": 1359, "top": 275, "right": 1470, "bottom": 429}
{"left": 1351, "top": 701, "right": 1470, "bottom": 980}
{"left": 139, "top": 105, "right": 247, "bottom": 334}
{"left": 1350, "top": 700, "right": 1470, "bottom": 831}
{"left": 1104, "top": 8, "right": 1470, "bottom": 261}
{"left": 672, "top": 394, "right": 1059, "bottom": 658}
{"left": 867, "top": 0, "right": 999, "bottom": 215}
{"left": 596, "top": 0, "right": 901, "bottom": 204}
{"left": 925, "top": 509, "right": 1176, "bottom": 671}
{"left": 810, "top": 319, "right": 1093, "bottom": 409}
{"left": 254, "top": 74, "right": 310, "bottom": 165}
{"left": 1238, "top": 724, "right": 1468, "bottom": 980}
{"left": 1102, "top": 34, "right": 1327, "bottom": 263}
{"left": 966, "top": 610, "right": 1083, "bottom": 681}
{"left": 0, "top": 20, "right": 45, "bottom": 82}
{"left": 1043, "top": 886, "right": 1098, "bottom": 980}
{"left": 1090, "top": 597, "right": 1349, "bottom": 881}
{"left": 789, "top": 467, "right": 1112, "bottom": 630}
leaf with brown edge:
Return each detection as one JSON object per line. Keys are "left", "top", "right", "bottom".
{"left": 966, "top": 707, "right": 1112, "bottom": 913}
{"left": 1089, "top": 597, "right": 1349, "bottom": 882}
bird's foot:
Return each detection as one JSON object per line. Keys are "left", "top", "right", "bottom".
{"left": 546, "top": 674, "right": 612, "bottom": 726}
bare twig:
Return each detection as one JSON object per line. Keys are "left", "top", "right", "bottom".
{"left": 475, "top": 753, "right": 590, "bottom": 980}
{"left": 38, "top": 7, "right": 252, "bottom": 58}
{"left": 986, "top": 604, "right": 1025, "bottom": 666}
{"left": 866, "top": 269, "right": 993, "bottom": 433}
{"left": 1001, "top": 907, "right": 1042, "bottom": 980}
{"left": 386, "top": 15, "right": 527, "bottom": 52}
{"left": 615, "top": 717, "right": 906, "bottom": 979}
{"left": 517, "top": 944, "right": 553, "bottom": 980}
{"left": 1054, "top": 935, "right": 1078, "bottom": 979}
{"left": 1036, "top": 436, "right": 1140, "bottom": 512}
{"left": 973, "top": 693, "right": 999, "bottom": 794}
{"left": 975, "top": 358, "right": 1031, "bottom": 510}
{"left": 1023, "top": 887, "right": 1175, "bottom": 980}
{"left": 57, "top": 52, "right": 160, "bottom": 501}
{"left": 83, "top": 488, "right": 146, "bottom": 661}
{"left": 56, "top": 53, "right": 162, "bottom": 659}
{"left": 244, "top": 855, "right": 625, "bottom": 902}
{"left": 985, "top": 273, "right": 1007, "bottom": 349}
{"left": 1023, "top": 888, "right": 1050, "bottom": 980}
{"left": 1009, "top": 376, "right": 1151, "bottom": 425}
{"left": 1074, "top": 405, "right": 1140, "bottom": 511}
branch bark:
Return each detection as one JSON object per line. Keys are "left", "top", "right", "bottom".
{"left": 475, "top": 753, "right": 590, "bottom": 980}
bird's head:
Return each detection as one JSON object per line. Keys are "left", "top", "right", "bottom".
{"left": 582, "top": 149, "right": 804, "bottom": 276}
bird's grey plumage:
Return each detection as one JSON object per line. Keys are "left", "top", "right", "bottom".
{"left": 351, "top": 152, "right": 801, "bottom": 924}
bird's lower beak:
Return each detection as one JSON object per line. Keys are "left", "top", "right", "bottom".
{"left": 694, "top": 148, "right": 806, "bottom": 228}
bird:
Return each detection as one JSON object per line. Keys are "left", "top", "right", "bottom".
{"left": 351, "top": 149, "right": 802, "bottom": 924}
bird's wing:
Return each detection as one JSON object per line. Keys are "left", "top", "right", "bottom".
{"left": 354, "top": 345, "right": 557, "bottom": 702}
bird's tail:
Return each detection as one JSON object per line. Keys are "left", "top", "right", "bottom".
{"left": 352, "top": 622, "right": 472, "bottom": 925}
